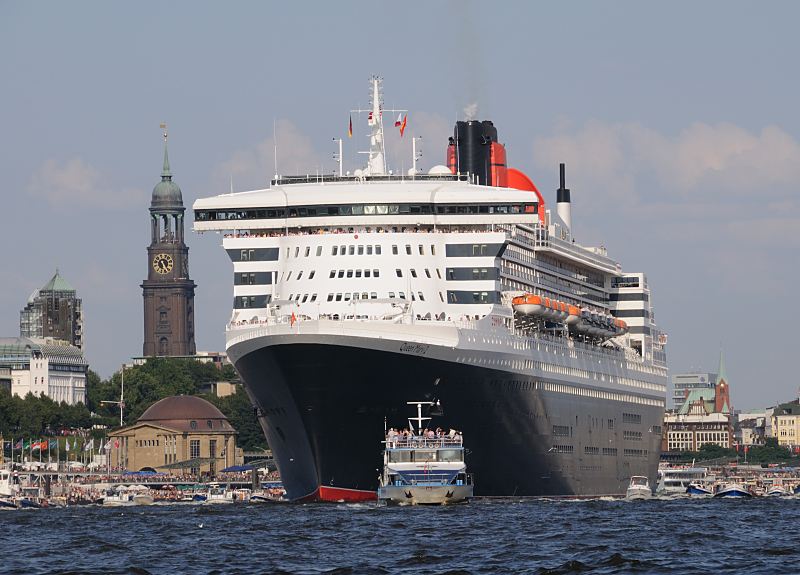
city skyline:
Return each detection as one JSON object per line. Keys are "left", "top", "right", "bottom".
{"left": 2, "top": 1, "right": 798, "bottom": 409}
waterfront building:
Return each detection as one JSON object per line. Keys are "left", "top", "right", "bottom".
{"left": 771, "top": 400, "right": 800, "bottom": 448}
{"left": 141, "top": 129, "right": 196, "bottom": 357}
{"left": 0, "top": 337, "right": 87, "bottom": 405}
{"left": 663, "top": 354, "right": 732, "bottom": 451}
{"left": 736, "top": 414, "right": 766, "bottom": 446}
{"left": 672, "top": 371, "right": 716, "bottom": 412}
{"left": 19, "top": 270, "right": 83, "bottom": 349}
{"left": 108, "top": 395, "right": 242, "bottom": 476}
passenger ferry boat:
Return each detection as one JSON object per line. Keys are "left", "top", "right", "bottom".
{"left": 193, "top": 77, "right": 668, "bottom": 501}
{"left": 378, "top": 401, "right": 473, "bottom": 505}
{"left": 655, "top": 465, "right": 708, "bottom": 495}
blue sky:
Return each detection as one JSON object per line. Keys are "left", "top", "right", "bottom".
{"left": 2, "top": 1, "right": 798, "bottom": 409}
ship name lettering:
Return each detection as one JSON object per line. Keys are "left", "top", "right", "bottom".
{"left": 400, "top": 342, "right": 429, "bottom": 355}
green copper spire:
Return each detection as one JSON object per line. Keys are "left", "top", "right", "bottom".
{"left": 717, "top": 349, "right": 728, "bottom": 385}
{"left": 161, "top": 123, "right": 171, "bottom": 179}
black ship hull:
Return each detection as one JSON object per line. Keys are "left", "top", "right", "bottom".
{"left": 232, "top": 342, "right": 662, "bottom": 501}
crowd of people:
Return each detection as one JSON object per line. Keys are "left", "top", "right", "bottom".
{"left": 385, "top": 427, "right": 463, "bottom": 445}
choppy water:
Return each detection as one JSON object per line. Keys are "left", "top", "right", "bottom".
{"left": 2, "top": 497, "right": 798, "bottom": 574}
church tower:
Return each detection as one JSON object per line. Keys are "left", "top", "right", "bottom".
{"left": 141, "top": 127, "right": 196, "bottom": 357}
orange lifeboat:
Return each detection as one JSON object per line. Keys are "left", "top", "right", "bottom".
{"left": 565, "top": 305, "right": 581, "bottom": 326}
{"left": 511, "top": 294, "right": 545, "bottom": 316}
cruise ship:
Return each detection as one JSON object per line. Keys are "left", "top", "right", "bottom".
{"left": 193, "top": 77, "right": 668, "bottom": 502}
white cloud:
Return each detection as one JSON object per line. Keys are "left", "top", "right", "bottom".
{"left": 533, "top": 121, "right": 800, "bottom": 204}
{"left": 214, "top": 119, "right": 320, "bottom": 191}
{"left": 27, "top": 158, "right": 145, "bottom": 210}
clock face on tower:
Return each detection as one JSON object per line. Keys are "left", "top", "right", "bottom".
{"left": 153, "top": 253, "right": 174, "bottom": 274}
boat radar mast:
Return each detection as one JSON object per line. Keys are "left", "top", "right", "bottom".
{"left": 352, "top": 76, "right": 406, "bottom": 177}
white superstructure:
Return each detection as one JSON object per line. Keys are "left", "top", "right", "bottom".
{"left": 192, "top": 77, "right": 668, "bottom": 499}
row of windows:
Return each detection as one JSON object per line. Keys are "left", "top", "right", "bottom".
{"left": 332, "top": 244, "right": 383, "bottom": 256}
{"left": 552, "top": 425, "right": 571, "bottom": 437}
{"left": 612, "top": 309, "right": 650, "bottom": 319}
{"left": 623, "top": 413, "right": 642, "bottom": 424}
{"left": 623, "top": 449, "right": 649, "bottom": 457}
{"left": 623, "top": 430, "right": 643, "bottom": 441}
{"left": 446, "top": 267, "right": 499, "bottom": 281}
{"left": 196, "top": 202, "right": 536, "bottom": 221}
{"left": 330, "top": 269, "right": 380, "bottom": 279}
{"left": 135, "top": 439, "right": 159, "bottom": 448}
{"left": 609, "top": 292, "right": 649, "bottom": 302}
{"left": 552, "top": 445, "right": 574, "bottom": 453}
{"left": 446, "top": 291, "right": 501, "bottom": 304}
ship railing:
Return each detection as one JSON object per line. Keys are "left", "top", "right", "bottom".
{"left": 384, "top": 436, "right": 463, "bottom": 449}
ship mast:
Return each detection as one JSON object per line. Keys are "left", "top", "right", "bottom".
{"left": 366, "top": 76, "right": 386, "bottom": 175}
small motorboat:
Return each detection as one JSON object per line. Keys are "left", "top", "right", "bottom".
{"left": 625, "top": 476, "right": 652, "bottom": 500}
{"left": 686, "top": 481, "right": 714, "bottom": 497}
{"left": 714, "top": 483, "right": 752, "bottom": 498}
{"left": 766, "top": 485, "right": 790, "bottom": 497}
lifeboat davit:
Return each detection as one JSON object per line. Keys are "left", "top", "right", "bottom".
{"left": 512, "top": 294, "right": 545, "bottom": 316}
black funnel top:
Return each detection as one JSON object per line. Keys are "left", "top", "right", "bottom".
{"left": 557, "top": 162, "right": 570, "bottom": 203}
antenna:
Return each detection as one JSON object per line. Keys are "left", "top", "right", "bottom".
{"left": 273, "top": 118, "right": 278, "bottom": 180}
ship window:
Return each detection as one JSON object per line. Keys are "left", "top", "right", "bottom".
{"left": 366, "top": 246, "right": 372, "bottom": 255}
{"left": 302, "top": 294, "right": 308, "bottom": 303}
{"left": 373, "top": 269, "right": 379, "bottom": 277}
{"left": 389, "top": 292, "right": 395, "bottom": 298}
{"left": 425, "top": 269, "right": 431, "bottom": 278}
{"left": 305, "top": 246, "right": 310, "bottom": 257}
{"left": 437, "top": 449, "right": 462, "bottom": 462}
{"left": 388, "top": 451, "right": 412, "bottom": 463}
{"left": 316, "top": 246, "right": 322, "bottom": 256}
{"left": 332, "top": 246, "right": 338, "bottom": 256}
{"left": 286, "top": 271, "right": 292, "bottom": 281}
{"left": 376, "top": 245, "right": 382, "bottom": 255}
{"left": 412, "top": 449, "right": 436, "bottom": 462}
{"left": 294, "top": 247, "right": 300, "bottom": 257}
{"left": 327, "top": 294, "right": 333, "bottom": 302}
{"left": 419, "top": 245, "right": 424, "bottom": 255}
{"left": 431, "top": 245, "right": 436, "bottom": 256}
{"left": 405, "top": 245, "right": 412, "bottom": 255}
{"left": 364, "top": 269, "right": 371, "bottom": 277}
{"left": 410, "top": 269, "right": 417, "bottom": 278}
{"left": 348, "top": 246, "right": 355, "bottom": 255}
{"left": 399, "top": 292, "right": 406, "bottom": 299}
{"left": 411, "top": 292, "right": 416, "bottom": 301}
{"left": 329, "top": 270, "right": 336, "bottom": 278}
{"left": 355, "top": 269, "right": 362, "bottom": 278}
{"left": 418, "top": 291, "right": 425, "bottom": 301}
{"left": 439, "top": 292, "right": 444, "bottom": 302}
{"left": 309, "top": 271, "right": 315, "bottom": 279}
{"left": 392, "top": 245, "right": 398, "bottom": 255}
{"left": 358, "top": 246, "right": 364, "bottom": 255}
{"left": 347, "top": 270, "right": 353, "bottom": 278}
{"left": 344, "top": 293, "right": 352, "bottom": 301}
{"left": 362, "top": 292, "right": 369, "bottom": 300}
{"left": 371, "top": 292, "right": 377, "bottom": 299}
{"left": 352, "top": 293, "right": 360, "bottom": 300}
{"left": 297, "top": 271, "right": 303, "bottom": 280}
{"left": 436, "top": 269, "right": 442, "bottom": 279}
{"left": 396, "top": 269, "right": 403, "bottom": 278}
{"left": 335, "top": 294, "right": 342, "bottom": 301}
{"left": 338, "top": 270, "right": 345, "bottom": 278}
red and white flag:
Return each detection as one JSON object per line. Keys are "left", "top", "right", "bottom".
{"left": 399, "top": 114, "right": 408, "bottom": 137}
{"left": 394, "top": 113, "right": 402, "bottom": 127}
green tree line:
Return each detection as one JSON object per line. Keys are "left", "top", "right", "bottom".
{"left": 0, "top": 358, "right": 267, "bottom": 451}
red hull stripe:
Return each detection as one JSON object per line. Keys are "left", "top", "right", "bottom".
{"left": 296, "top": 485, "right": 377, "bottom": 503}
